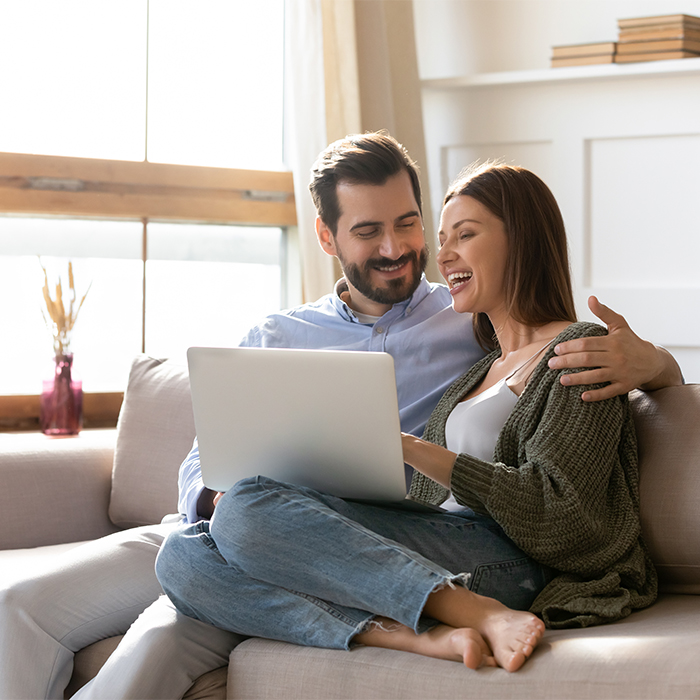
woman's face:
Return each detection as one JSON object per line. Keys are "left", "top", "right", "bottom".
{"left": 437, "top": 195, "right": 509, "bottom": 317}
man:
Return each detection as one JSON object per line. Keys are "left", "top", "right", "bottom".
{"left": 0, "top": 132, "right": 682, "bottom": 700}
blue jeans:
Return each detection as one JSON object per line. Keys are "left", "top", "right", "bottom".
{"left": 156, "top": 476, "right": 551, "bottom": 651}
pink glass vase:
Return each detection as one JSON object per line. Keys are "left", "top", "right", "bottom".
{"left": 41, "top": 354, "right": 83, "bottom": 436}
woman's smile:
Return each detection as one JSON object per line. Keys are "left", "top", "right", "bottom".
{"left": 446, "top": 270, "right": 473, "bottom": 295}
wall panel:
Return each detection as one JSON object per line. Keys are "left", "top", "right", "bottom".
{"left": 588, "top": 134, "right": 700, "bottom": 288}
{"left": 422, "top": 62, "right": 700, "bottom": 381}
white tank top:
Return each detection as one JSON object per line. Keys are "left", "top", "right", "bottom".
{"left": 440, "top": 340, "right": 553, "bottom": 511}
{"left": 444, "top": 378, "right": 519, "bottom": 460}
{"left": 441, "top": 380, "right": 518, "bottom": 511}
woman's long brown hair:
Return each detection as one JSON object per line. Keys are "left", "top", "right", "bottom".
{"left": 443, "top": 162, "right": 577, "bottom": 351}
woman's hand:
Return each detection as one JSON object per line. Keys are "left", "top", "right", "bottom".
{"left": 401, "top": 433, "right": 457, "bottom": 489}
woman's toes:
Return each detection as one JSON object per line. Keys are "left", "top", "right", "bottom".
{"left": 505, "top": 651, "right": 527, "bottom": 673}
{"left": 482, "top": 654, "right": 498, "bottom": 668}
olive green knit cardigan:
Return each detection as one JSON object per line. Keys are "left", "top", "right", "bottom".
{"left": 408, "top": 322, "right": 657, "bottom": 629}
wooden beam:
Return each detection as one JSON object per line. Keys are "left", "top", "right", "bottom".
{"left": 0, "top": 152, "right": 294, "bottom": 192}
{"left": 0, "top": 187, "right": 297, "bottom": 226}
{"left": 0, "top": 152, "right": 297, "bottom": 226}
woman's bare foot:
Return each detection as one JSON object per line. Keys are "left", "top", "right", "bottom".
{"left": 354, "top": 617, "right": 497, "bottom": 669}
{"left": 425, "top": 586, "right": 545, "bottom": 672}
{"left": 474, "top": 597, "right": 544, "bottom": 672}
{"left": 353, "top": 586, "right": 544, "bottom": 672}
{"left": 423, "top": 624, "right": 498, "bottom": 669}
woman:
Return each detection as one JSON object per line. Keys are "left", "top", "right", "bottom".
{"left": 155, "top": 163, "right": 656, "bottom": 673}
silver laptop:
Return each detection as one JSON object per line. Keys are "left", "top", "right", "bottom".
{"left": 186, "top": 346, "right": 411, "bottom": 503}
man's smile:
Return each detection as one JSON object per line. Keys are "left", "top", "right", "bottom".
{"left": 370, "top": 254, "right": 416, "bottom": 280}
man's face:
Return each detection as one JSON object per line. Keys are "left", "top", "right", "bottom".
{"left": 317, "top": 170, "right": 428, "bottom": 316}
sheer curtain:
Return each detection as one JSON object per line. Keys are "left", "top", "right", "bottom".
{"left": 284, "top": 0, "right": 334, "bottom": 303}
{"left": 284, "top": 0, "right": 433, "bottom": 302}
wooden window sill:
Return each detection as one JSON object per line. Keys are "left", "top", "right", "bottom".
{"left": 0, "top": 392, "right": 124, "bottom": 432}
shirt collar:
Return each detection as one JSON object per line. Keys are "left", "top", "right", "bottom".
{"left": 330, "top": 275, "right": 432, "bottom": 324}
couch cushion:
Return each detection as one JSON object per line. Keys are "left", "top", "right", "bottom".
{"left": 66, "top": 636, "right": 227, "bottom": 700}
{"left": 65, "top": 636, "right": 122, "bottom": 698}
{"left": 227, "top": 594, "right": 700, "bottom": 700}
{"left": 0, "top": 430, "right": 118, "bottom": 550}
{"left": 109, "top": 356, "right": 195, "bottom": 528}
{"left": 631, "top": 384, "right": 700, "bottom": 593}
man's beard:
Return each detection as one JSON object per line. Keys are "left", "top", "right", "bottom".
{"left": 340, "top": 247, "right": 428, "bottom": 306}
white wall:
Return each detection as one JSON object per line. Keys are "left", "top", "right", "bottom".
{"left": 414, "top": 0, "right": 700, "bottom": 78}
{"left": 414, "top": 0, "right": 700, "bottom": 382}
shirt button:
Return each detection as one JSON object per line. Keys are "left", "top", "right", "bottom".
{"left": 375, "top": 326, "right": 384, "bottom": 334}
{"left": 406, "top": 307, "right": 412, "bottom": 314}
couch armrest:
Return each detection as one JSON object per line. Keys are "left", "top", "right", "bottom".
{"left": 0, "top": 429, "right": 122, "bottom": 549}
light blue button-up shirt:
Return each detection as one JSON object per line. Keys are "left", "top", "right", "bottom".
{"left": 178, "top": 276, "right": 485, "bottom": 523}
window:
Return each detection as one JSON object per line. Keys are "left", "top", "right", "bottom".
{"left": 144, "top": 223, "right": 285, "bottom": 360}
{"left": 0, "top": 0, "right": 293, "bottom": 428}
{"left": 0, "top": 217, "right": 143, "bottom": 395}
{"left": 146, "top": 0, "right": 284, "bottom": 170}
{"left": 0, "top": 0, "right": 285, "bottom": 167}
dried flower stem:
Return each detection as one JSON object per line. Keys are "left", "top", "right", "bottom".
{"left": 40, "top": 259, "right": 91, "bottom": 357}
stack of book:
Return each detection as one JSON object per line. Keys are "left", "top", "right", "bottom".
{"left": 551, "top": 41, "right": 617, "bottom": 68}
{"left": 551, "top": 14, "right": 700, "bottom": 69}
{"left": 615, "top": 14, "right": 700, "bottom": 63}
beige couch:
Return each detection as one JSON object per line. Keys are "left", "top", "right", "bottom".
{"left": 1, "top": 355, "right": 700, "bottom": 699}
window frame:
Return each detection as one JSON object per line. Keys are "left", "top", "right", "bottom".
{"left": 0, "top": 151, "right": 296, "bottom": 430}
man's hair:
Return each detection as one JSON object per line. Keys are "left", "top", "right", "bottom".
{"left": 443, "top": 162, "right": 577, "bottom": 351}
{"left": 309, "top": 131, "right": 422, "bottom": 235}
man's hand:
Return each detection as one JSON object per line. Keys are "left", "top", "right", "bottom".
{"left": 196, "top": 489, "right": 226, "bottom": 519}
{"left": 548, "top": 296, "right": 683, "bottom": 402}
{"left": 196, "top": 487, "right": 217, "bottom": 519}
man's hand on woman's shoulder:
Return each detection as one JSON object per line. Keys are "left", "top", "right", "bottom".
{"left": 547, "top": 296, "right": 683, "bottom": 402}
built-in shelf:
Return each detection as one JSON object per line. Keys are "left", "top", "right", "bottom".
{"left": 421, "top": 56, "right": 700, "bottom": 89}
